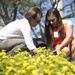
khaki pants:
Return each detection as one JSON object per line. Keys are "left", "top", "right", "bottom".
{"left": 0, "top": 39, "right": 28, "bottom": 55}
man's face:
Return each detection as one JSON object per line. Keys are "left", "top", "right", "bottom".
{"left": 30, "top": 19, "right": 41, "bottom": 27}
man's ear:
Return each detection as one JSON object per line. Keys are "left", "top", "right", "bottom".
{"left": 46, "top": 21, "right": 49, "bottom": 26}
{"left": 29, "top": 17, "right": 33, "bottom": 21}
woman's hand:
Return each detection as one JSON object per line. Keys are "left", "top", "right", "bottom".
{"left": 53, "top": 45, "right": 61, "bottom": 55}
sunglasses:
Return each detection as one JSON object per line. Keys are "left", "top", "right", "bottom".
{"left": 32, "top": 18, "right": 41, "bottom": 24}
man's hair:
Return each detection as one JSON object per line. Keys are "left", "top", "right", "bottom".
{"left": 24, "top": 7, "right": 42, "bottom": 21}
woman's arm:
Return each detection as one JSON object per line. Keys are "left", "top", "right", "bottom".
{"left": 53, "top": 23, "right": 73, "bottom": 54}
{"left": 59, "top": 25, "right": 73, "bottom": 49}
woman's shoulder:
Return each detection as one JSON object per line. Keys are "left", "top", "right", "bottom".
{"left": 62, "top": 19, "right": 69, "bottom": 23}
{"left": 62, "top": 19, "right": 73, "bottom": 27}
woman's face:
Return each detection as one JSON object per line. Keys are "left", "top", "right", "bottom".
{"left": 47, "top": 14, "right": 57, "bottom": 27}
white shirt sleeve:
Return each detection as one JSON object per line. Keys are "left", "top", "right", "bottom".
{"left": 66, "top": 20, "right": 73, "bottom": 27}
{"left": 20, "top": 19, "right": 36, "bottom": 50}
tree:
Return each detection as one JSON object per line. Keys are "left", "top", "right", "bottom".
{"left": 0, "top": 0, "right": 35, "bottom": 26}
{"left": 51, "top": 0, "right": 75, "bottom": 19}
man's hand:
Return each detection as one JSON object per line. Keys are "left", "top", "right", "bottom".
{"left": 32, "top": 48, "right": 38, "bottom": 53}
{"left": 29, "top": 48, "right": 38, "bottom": 56}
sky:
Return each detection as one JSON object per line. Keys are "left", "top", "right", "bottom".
{"left": 63, "top": 0, "right": 75, "bottom": 37}
{"left": 0, "top": 25, "right": 3, "bottom": 28}
{"left": 68, "top": 18, "right": 75, "bottom": 37}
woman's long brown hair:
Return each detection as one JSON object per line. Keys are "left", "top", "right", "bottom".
{"left": 45, "top": 8, "right": 64, "bottom": 48}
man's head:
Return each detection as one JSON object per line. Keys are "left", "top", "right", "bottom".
{"left": 24, "top": 7, "right": 42, "bottom": 27}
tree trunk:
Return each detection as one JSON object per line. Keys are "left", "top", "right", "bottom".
{"left": 53, "top": 0, "right": 64, "bottom": 18}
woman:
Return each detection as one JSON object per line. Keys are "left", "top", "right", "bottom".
{"left": 0, "top": 7, "right": 42, "bottom": 55}
{"left": 45, "top": 8, "right": 75, "bottom": 60}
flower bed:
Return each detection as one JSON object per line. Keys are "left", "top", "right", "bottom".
{"left": 0, "top": 47, "right": 75, "bottom": 75}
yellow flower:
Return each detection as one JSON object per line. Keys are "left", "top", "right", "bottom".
{"left": 22, "top": 62, "right": 29, "bottom": 67}
{"left": 5, "top": 73, "right": 8, "bottom": 75}
{"left": 15, "top": 62, "right": 20, "bottom": 65}
{"left": 26, "top": 65, "right": 35, "bottom": 70}
{"left": 66, "top": 72, "right": 74, "bottom": 75}
{"left": 6, "top": 66, "right": 14, "bottom": 71}
{"left": 21, "top": 70, "right": 26, "bottom": 73}
{"left": 40, "top": 55, "right": 45, "bottom": 58}
{"left": 62, "top": 66, "right": 68, "bottom": 72}
{"left": 36, "top": 57, "right": 41, "bottom": 61}
{"left": 17, "top": 48, "right": 21, "bottom": 50}
{"left": 71, "top": 65, "right": 75, "bottom": 72}
{"left": 40, "top": 62, "right": 44, "bottom": 65}
{"left": 42, "top": 58, "right": 47, "bottom": 62}
{"left": 44, "top": 68, "right": 50, "bottom": 74}
{"left": 18, "top": 57, "right": 22, "bottom": 61}
{"left": 2, "top": 56, "right": 7, "bottom": 58}
{"left": 14, "top": 73, "right": 18, "bottom": 75}
{"left": 37, "top": 73, "right": 43, "bottom": 75}
{"left": 0, "top": 51, "right": 6, "bottom": 56}
{"left": 2, "top": 49, "right": 6, "bottom": 52}
{"left": 50, "top": 64, "right": 54, "bottom": 68}
{"left": 32, "top": 70, "right": 38, "bottom": 75}
{"left": 56, "top": 72, "right": 62, "bottom": 75}
{"left": 16, "top": 70, "right": 21, "bottom": 74}
{"left": 10, "top": 59, "right": 15, "bottom": 63}
{"left": 59, "top": 49, "right": 67, "bottom": 57}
